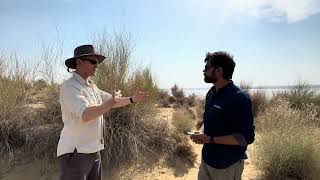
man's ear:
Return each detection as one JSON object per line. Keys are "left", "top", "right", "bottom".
{"left": 75, "top": 58, "right": 81, "bottom": 66}
{"left": 217, "top": 67, "right": 222, "bottom": 73}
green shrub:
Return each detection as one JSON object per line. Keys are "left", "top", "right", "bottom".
{"left": 252, "top": 98, "right": 320, "bottom": 180}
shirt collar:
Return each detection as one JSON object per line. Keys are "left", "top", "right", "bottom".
{"left": 73, "top": 72, "right": 92, "bottom": 85}
{"left": 211, "top": 80, "right": 234, "bottom": 94}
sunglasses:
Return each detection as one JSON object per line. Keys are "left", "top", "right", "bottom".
{"left": 82, "top": 58, "right": 98, "bottom": 65}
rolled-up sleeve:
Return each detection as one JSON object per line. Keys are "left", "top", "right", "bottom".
{"left": 230, "top": 92, "right": 255, "bottom": 146}
{"left": 60, "top": 84, "right": 89, "bottom": 121}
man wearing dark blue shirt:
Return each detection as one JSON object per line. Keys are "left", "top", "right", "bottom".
{"left": 191, "top": 51, "right": 255, "bottom": 180}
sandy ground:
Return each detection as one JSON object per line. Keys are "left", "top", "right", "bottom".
{"left": 1, "top": 107, "right": 261, "bottom": 180}
{"left": 132, "top": 145, "right": 260, "bottom": 180}
{"left": 132, "top": 107, "right": 261, "bottom": 180}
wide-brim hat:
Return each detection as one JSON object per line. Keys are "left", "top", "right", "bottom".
{"left": 65, "top": 44, "right": 106, "bottom": 69}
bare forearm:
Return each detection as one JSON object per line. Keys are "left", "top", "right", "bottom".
{"left": 82, "top": 101, "right": 113, "bottom": 123}
{"left": 112, "top": 97, "right": 131, "bottom": 108}
{"left": 213, "top": 135, "right": 241, "bottom": 146}
{"left": 211, "top": 134, "right": 247, "bottom": 146}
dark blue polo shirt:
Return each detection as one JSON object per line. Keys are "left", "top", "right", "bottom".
{"left": 202, "top": 81, "right": 255, "bottom": 169}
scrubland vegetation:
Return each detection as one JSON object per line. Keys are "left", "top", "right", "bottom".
{"left": 1, "top": 32, "right": 320, "bottom": 179}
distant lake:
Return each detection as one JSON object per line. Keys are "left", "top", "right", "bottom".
{"left": 163, "top": 85, "right": 320, "bottom": 99}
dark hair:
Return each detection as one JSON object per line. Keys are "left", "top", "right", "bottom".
{"left": 204, "top": 51, "right": 235, "bottom": 80}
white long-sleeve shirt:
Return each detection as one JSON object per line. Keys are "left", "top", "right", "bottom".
{"left": 57, "top": 72, "right": 111, "bottom": 156}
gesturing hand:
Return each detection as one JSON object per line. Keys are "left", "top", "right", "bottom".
{"left": 113, "top": 90, "right": 122, "bottom": 98}
{"left": 109, "top": 90, "right": 122, "bottom": 106}
{"left": 131, "top": 91, "right": 149, "bottom": 103}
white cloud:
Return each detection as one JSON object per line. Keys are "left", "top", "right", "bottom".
{"left": 222, "top": 0, "right": 320, "bottom": 23}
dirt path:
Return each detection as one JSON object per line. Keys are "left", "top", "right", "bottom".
{"left": 158, "top": 107, "right": 175, "bottom": 129}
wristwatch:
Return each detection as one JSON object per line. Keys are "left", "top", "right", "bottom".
{"left": 130, "top": 97, "right": 134, "bottom": 103}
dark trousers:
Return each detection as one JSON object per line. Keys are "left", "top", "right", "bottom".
{"left": 60, "top": 149, "right": 101, "bottom": 180}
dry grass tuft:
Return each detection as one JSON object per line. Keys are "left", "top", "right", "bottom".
{"left": 91, "top": 31, "right": 193, "bottom": 178}
{"left": 172, "top": 108, "right": 196, "bottom": 134}
{"left": 252, "top": 98, "right": 320, "bottom": 180}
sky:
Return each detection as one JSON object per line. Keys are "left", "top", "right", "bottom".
{"left": 1, "top": 0, "right": 320, "bottom": 89}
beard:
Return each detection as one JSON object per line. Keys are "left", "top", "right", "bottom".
{"left": 204, "top": 75, "right": 217, "bottom": 83}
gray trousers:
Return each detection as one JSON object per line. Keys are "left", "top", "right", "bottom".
{"left": 198, "top": 158, "right": 244, "bottom": 180}
{"left": 59, "top": 149, "right": 101, "bottom": 180}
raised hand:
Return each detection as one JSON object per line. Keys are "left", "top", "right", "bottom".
{"left": 113, "top": 90, "right": 122, "bottom": 98}
{"left": 108, "top": 90, "right": 122, "bottom": 106}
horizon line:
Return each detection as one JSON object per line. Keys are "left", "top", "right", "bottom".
{"left": 161, "top": 84, "right": 320, "bottom": 90}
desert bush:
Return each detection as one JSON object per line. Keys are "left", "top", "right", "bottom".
{"left": 92, "top": 31, "right": 180, "bottom": 177}
{"left": 196, "top": 98, "right": 205, "bottom": 119}
{"left": 0, "top": 43, "right": 64, "bottom": 176}
{"left": 252, "top": 98, "right": 320, "bottom": 180}
{"left": 240, "top": 82, "right": 268, "bottom": 117}
{"left": 32, "top": 79, "right": 48, "bottom": 91}
{"left": 168, "top": 96, "right": 177, "bottom": 104}
{"left": 0, "top": 55, "right": 35, "bottom": 153}
{"left": 194, "top": 97, "right": 205, "bottom": 130}
{"left": 103, "top": 107, "right": 174, "bottom": 177}
{"left": 166, "top": 133, "right": 197, "bottom": 170}
{"left": 21, "top": 42, "right": 64, "bottom": 161}
{"left": 156, "top": 89, "right": 171, "bottom": 107}
{"left": 250, "top": 90, "right": 268, "bottom": 117}
{"left": 171, "top": 84, "right": 185, "bottom": 99}
{"left": 172, "top": 108, "right": 196, "bottom": 134}
{"left": 36, "top": 84, "right": 61, "bottom": 124}
{"left": 183, "top": 93, "right": 197, "bottom": 107}
{"left": 0, "top": 55, "right": 46, "bottom": 176}
{"left": 167, "top": 85, "right": 198, "bottom": 107}
{"left": 271, "top": 81, "right": 319, "bottom": 110}
{"left": 239, "top": 81, "right": 251, "bottom": 94}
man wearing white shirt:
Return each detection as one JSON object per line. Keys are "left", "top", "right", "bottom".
{"left": 58, "top": 44, "right": 148, "bottom": 180}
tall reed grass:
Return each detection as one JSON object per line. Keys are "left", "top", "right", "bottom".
{"left": 91, "top": 31, "right": 191, "bottom": 177}
{"left": 0, "top": 32, "right": 177, "bottom": 178}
